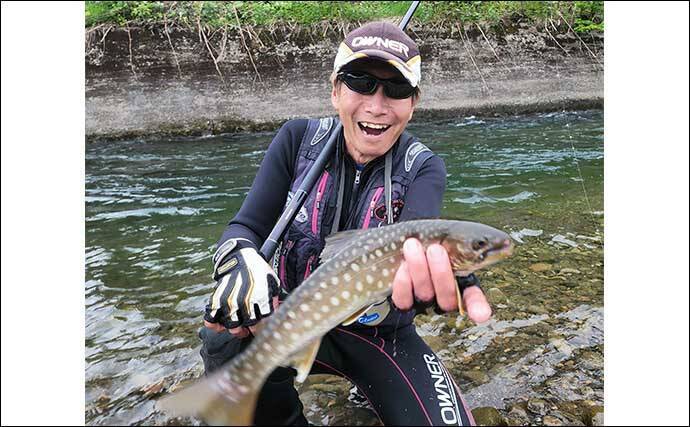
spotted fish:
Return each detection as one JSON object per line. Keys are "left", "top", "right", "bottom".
{"left": 157, "top": 219, "right": 514, "bottom": 425}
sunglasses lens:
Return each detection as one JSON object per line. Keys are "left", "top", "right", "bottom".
{"left": 341, "top": 73, "right": 377, "bottom": 94}
{"left": 339, "top": 72, "right": 415, "bottom": 99}
{"left": 383, "top": 81, "right": 415, "bottom": 99}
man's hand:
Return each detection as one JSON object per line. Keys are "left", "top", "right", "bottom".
{"left": 204, "top": 243, "right": 282, "bottom": 338}
{"left": 392, "top": 238, "right": 492, "bottom": 323}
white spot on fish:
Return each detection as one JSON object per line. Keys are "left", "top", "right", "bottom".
{"left": 263, "top": 343, "right": 272, "bottom": 351}
{"left": 375, "top": 249, "right": 383, "bottom": 257}
{"left": 366, "top": 275, "right": 374, "bottom": 284}
{"left": 314, "top": 292, "right": 322, "bottom": 300}
{"left": 320, "top": 282, "right": 328, "bottom": 289}
{"left": 344, "top": 273, "right": 352, "bottom": 282}
{"left": 361, "top": 254, "right": 368, "bottom": 263}
{"left": 300, "top": 304, "right": 310, "bottom": 312}
{"left": 256, "top": 353, "right": 265, "bottom": 362}
{"left": 313, "top": 312, "right": 322, "bottom": 320}
{"left": 273, "top": 332, "right": 282, "bottom": 340}
{"left": 291, "top": 332, "right": 300, "bottom": 340}
{"left": 341, "top": 290, "right": 350, "bottom": 299}
{"left": 331, "top": 277, "right": 339, "bottom": 285}
{"left": 304, "top": 319, "right": 313, "bottom": 328}
{"left": 321, "top": 305, "right": 330, "bottom": 313}
{"left": 377, "top": 280, "right": 384, "bottom": 288}
{"left": 284, "top": 322, "right": 293, "bottom": 330}
{"left": 355, "top": 282, "right": 364, "bottom": 291}
{"left": 371, "top": 265, "right": 378, "bottom": 271}
{"left": 351, "top": 263, "right": 360, "bottom": 272}
{"left": 330, "top": 297, "right": 340, "bottom": 306}
{"left": 390, "top": 242, "right": 397, "bottom": 250}
{"left": 382, "top": 268, "right": 390, "bottom": 277}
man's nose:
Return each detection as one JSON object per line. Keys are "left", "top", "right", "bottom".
{"left": 364, "top": 85, "right": 389, "bottom": 115}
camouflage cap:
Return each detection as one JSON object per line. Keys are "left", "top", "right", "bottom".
{"left": 333, "top": 21, "right": 421, "bottom": 87}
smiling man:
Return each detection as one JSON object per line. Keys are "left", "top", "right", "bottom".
{"left": 201, "top": 21, "right": 491, "bottom": 425}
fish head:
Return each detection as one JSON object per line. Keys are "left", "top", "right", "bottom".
{"left": 438, "top": 221, "right": 514, "bottom": 275}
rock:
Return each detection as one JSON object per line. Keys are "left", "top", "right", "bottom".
{"left": 592, "top": 411, "right": 604, "bottom": 426}
{"left": 506, "top": 404, "right": 530, "bottom": 425}
{"left": 310, "top": 383, "right": 344, "bottom": 394}
{"left": 529, "top": 263, "right": 552, "bottom": 272}
{"left": 542, "top": 415, "right": 563, "bottom": 426}
{"left": 527, "top": 398, "right": 548, "bottom": 416}
{"left": 527, "top": 304, "right": 548, "bottom": 315}
{"left": 472, "top": 407, "right": 507, "bottom": 426}
{"left": 461, "top": 370, "right": 489, "bottom": 385}
{"left": 141, "top": 380, "right": 165, "bottom": 397}
{"left": 487, "top": 287, "right": 508, "bottom": 304}
{"left": 559, "top": 268, "right": 581, "bottom": 274}
{"left": 550, "top": 338, "right": 573, "bottom": 357}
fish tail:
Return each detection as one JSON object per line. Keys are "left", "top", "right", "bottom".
{"left": 157, "top": 371, "right": 259, "bottom": 426}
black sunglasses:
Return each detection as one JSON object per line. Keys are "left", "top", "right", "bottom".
{"left": 337, "top": 71, "right": 416, "bottom": 100}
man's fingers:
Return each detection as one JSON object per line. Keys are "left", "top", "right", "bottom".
{"left": 403, "top": 238, "right": 434, "bottom": 302}
{"left": 426, "top": 244, "right": 457, "bottom": 312}
{"left": 229, "top": 326, "right": 250, "bottom": 338}
{"left": 203, "top": 320, "right": 227, "bottom": 333}
{"left": 392, "top": 260, "right": 414, "bottom": 310}
{"left": 463, "top": 286, "right": 492, "bottom": 323}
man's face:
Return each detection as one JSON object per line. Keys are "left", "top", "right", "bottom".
{"left": 331, "top": 60, "right": 417, "bottom": 165}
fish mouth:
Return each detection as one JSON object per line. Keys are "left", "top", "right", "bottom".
{"left": 452, "top": 238, "right": 514, "bottom": 275}
{"left": 484, "top": 238, "right": 514, "bottom": 260}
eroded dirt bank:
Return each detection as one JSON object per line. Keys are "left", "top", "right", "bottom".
{"left": 85, "top": 22, "right": 603, "bottom": 141}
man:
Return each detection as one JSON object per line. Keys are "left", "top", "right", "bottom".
{"left": 202, "top": 21, "right": 492, "bottom": 426}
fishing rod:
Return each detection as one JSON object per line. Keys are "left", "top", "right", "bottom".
{"left": 260, "top": 1, "right": 421, "bottom": 260}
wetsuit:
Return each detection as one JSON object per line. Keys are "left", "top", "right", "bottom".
{"left": 200, "top": 118, "right": 477, "bottom": 426}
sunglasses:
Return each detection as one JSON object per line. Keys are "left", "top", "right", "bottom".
{"left": 337, "top": 71, "right": 416, "bottom": 100}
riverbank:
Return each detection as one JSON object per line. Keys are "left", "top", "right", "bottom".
{"left": 85, "top": 21, "right": 603, "bottom": 141}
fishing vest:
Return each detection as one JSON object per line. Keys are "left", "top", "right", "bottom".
{"left": 272, "top": 117, "right": 436, "bottom": 327}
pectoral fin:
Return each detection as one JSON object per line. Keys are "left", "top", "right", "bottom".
{"left": 289, "top": 337, "right": 322, "bottom": 383}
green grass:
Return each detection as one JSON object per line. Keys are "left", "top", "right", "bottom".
{"left": 85, "top": 1, "right": 604, "bottom": 33}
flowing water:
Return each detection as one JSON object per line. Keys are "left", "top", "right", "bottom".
{"left": 85, "top": 110, "right": 604, "bottom": 425}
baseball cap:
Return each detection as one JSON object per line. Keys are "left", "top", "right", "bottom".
{"left": 333, "top": 21, "right": 421, "bottom": 87}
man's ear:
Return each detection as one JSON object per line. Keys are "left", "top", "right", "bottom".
{"left": 331, "top": 83, "right": 340, "bottom": 112}
{"left": 408, "top": 93, "right": 419, "bottom": 121}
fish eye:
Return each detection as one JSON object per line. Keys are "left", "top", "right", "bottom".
{"left": 472, "top": 239, "right": 488, "bottom": 251}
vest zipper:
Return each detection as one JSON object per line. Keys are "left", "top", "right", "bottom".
{"left": 362, "top": 187, "right": 385, "bottom": 230}
{"left": 312, "top": 171, "right": 330, "bottom": 234}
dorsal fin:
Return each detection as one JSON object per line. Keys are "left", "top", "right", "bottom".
{"left": 320, "top": 228, "right": 369, "bottom": 264}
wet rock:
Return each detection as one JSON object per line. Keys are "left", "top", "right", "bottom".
{"left": 590, "top": 406, "right": 604, "bottom": 426}
{"left": 527, "top": 305, "right": 549, "bottom": 315}
{"left": 506, "top": 403, "right": 530, "bottom": 425}
{"left": 141, "top": 379, "right": 165, "bottom": 397}
{"left": 549, "top": 338, "right": 573, "bottom": 357}
{"left": 310, "top": 383, "right": 345, "bottom": 394}
{"left": 472, "top": 407, "right": 507, "bottom": 426}
{"left": 461, "top": 370, "right": 490, "bottom": 385}
{"left": 529, "top": 263, "right": 553, "bottom": 272}
{"left": 559, "top": 268, "right": 581, "bottom": 275}
{"left": 487, "top": 287, "right": 508, "bottom": 304}
{"left": 542, "top": 415, "right": 564, "bottom": 426}
{"left": 527, "top": 398, "right": 548, "bottom": 416}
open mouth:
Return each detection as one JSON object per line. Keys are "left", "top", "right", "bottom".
{"left": 358, "top": 121, "right": 391, "bottom": 137}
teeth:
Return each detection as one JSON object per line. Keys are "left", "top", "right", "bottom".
{"left": 360, "top": 122, "right": 390, "bottom": 130}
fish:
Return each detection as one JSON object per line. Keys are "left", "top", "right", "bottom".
{"left": 157, "top": 219, "right": 514, "bottom": 425}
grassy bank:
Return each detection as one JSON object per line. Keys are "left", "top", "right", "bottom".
{"left": 85, "top": 1, "right": 603, "bottom": 33}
